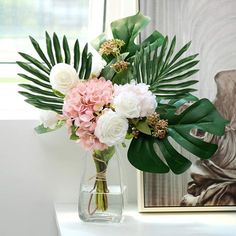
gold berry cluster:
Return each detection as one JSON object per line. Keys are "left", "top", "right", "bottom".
{"left": 99, "top": 39, "right": 129, "bottom": 73}
{"left": 147, "top": 112, "right": 168, "bottom": 139}
{"left": 99, "top": 39, "right": 125, "bottom": 56}
{"left": 131, "top": 127, "right": 139, "bottom": 138}
{"left": 111, "top": 60, "right": 130, "bottom": 73}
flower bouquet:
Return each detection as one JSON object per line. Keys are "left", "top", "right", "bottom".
{"left": 17, "top": 12, "right": 228, "bottom": 222}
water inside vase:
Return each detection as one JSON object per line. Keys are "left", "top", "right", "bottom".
{"left": 78, "top": 185, "right": 124, "bottom": 223}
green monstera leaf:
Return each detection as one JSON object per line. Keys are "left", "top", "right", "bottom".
{"left": 128, "top": 98, "right": 229, "bottom": 174}
{"left": 111, "top": 12, "right": 156, "bottom": 56}
{"left": 91, "top": 12, "right": 165, "bottom": 61}
{"left": 92, "top": 12, "right": 165, "bottom": 85}
{"left": 128, "top": 135, "right": 170, "bottom": 173}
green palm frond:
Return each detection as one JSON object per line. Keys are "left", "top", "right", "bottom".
{"left": 133, "top": 36, "right": 199, "bottom": 99}
{"left": 17, "top": 32, "right": 93, "bottom": 113}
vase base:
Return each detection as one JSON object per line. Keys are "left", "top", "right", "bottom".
{"left": 79, "top": 212, "right": 123, "bottom": 223}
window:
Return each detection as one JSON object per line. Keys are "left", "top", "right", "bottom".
{"left": 0, "top": 0, "right": 137, "bottom": 119}
{"left": 0, "top": 0, "right": 105, "bottom": 119}
{"left": 0, "top": 0, "right": 91, "bottom": 80}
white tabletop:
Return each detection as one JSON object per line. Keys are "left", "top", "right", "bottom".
{"left": 55, "top": 203, "right": 236, "bottom": 236}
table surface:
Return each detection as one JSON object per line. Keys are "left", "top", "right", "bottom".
{"left": 55, "top": 204, "right": 236, "bottom": 236}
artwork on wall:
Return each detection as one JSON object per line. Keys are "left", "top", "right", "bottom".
{"left": 138, "top": 0, "right": 236, "bottom": 212}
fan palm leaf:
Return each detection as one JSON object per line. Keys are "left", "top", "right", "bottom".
{"left": 17, "top": 32, "right": 93, "bottom": 113}
{"left": 133, "top": 36, "right": 199, "bottom": 99}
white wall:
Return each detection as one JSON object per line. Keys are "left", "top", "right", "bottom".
{"left": 0, "top": 120, "right": 137, "bottom": 236}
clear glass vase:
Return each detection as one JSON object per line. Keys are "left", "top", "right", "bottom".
{"left": 78, "top": 146, "right": 124, "bottom": 223}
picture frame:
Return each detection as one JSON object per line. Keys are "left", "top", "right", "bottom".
{"left": 138, "top": 169, "right": 236, "bottom": 212}
{"left": 137, "top": 0, "right": 236, "bottom": 213}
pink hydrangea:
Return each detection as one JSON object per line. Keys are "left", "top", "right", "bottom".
{"left": 63, "top": 77, "right": 114, "bottom": 150}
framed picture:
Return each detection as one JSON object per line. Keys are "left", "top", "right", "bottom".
{"left": 138, "top": 0, "right": 236, "bottom": 212}
{"left": 138, "top": 164, "right": 236, "bottom": 212}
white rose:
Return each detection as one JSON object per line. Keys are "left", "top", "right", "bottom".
{"left": 40, "top": 110, "right": 59, "bottom": 129}
{"left": 89, "top": 45, "right": 106, "bottom": 77}
{"left": 139, "top": 92, "right": 157, "bottom": 117}
{"left": 49, "top": 63, "right": 78, "bottom": 94}
{"left": 95, "top": 110, "right": 128, "bottom": 146}
{"left": 114, "top": 81, "right": 157, "bottom": 117}
{"left": 114, "top": 92, "right": 141, "bottom": 118}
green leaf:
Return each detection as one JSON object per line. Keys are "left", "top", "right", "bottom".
{"left": 112, "top": 67, "right": 133, "bottom": 85}
{"left": 94, "top": 146, "right": 115, "bottom": 162}
{"left": 153, "top": 88, "right": 197, "bottom": 95}
{"left": 158, "top": 70, "right": 199, "bottom": 84}
{"left": 140, "top": 31, "right": 164, "bottom": 49}
{"left": 136, "top": 120, "right": 152, "bottom": 135}
{"left": 79, "top": 43, "right": 88, "bottom": 79}
{"left": 25, "top": 98, "right": 62, "bottom": 113}
{"left": 168, "top": 94, "right": 199, "bottom": 108}
{"left": 45, "top": 32, "right": 56, "bottom": 66}
{"left": 128, "top": 135, "right": 169, "bottom": 173}
{"left": 111, "top": 12, "right": 150, "bottom": 56}
{"left": 19, "top": 84, "right": 56, "bottom": 97}
{"left": 53, "top": 33, "right": 63, "bottom": 63}
{"left": 29, "top": 36, "right": 51, "bottom": 69}
{"left": 91, "top": 14, "right": 164, "bottom": 64}
{"left": 160, "top": 60, "right": 199, "bottom": 79}
{"left": 101, "top": 64, "right": 116, "bottom": 81}
{"left": 17, "top": 73, "right": 51, "bottom": 89}
{"left": 133, "top": 35, "right": 199, "bottom": 98}
{"left": 101, "top": 52, "right": 129, "bottom": 82}
{"left": 156, "top": 138, "right": 192, "bottom": 174}
{"left": 74, "top": 39, "right": 80, "bottom": 71}
{"left": 35, "top": 120, "right": 65, "bottom": 134}
{"left": 168, "top": 41, "right": 192, "bottom": 67}
{"left": 18, "top": 52, "right": 50, "bottom": 74}
{"left": 169, "top": 98, "right": 228, "bottom": 135}
{"left": 167, "top": 98, "right": 229, "bottom": 159}
{"left": 156, "top": 36, "right": 168, "bottom": 75}
{"left": 19, "top": 91, "right": 63, "bottom": 104}
{"left": 125, "top": 133, "right": 134, "bottom": 139}
{"left": 156, "top": 80, "right": 198, "bottom": 89}
{"left": 70, "top": 125, "right": 79, "bottom": 140}
{"left": 164, "top": 54, "right": 199, "bottom": 74}
{"left": 128, "top": 98, "right": 228, "bottom": 174}
{"left": 19, "top": 33, "right": 91, "bottom": 113}
{"left": 161, "top": 36, "right": 176, "bottom": 72}
{"left": 168, "top": 128, "right": 219, "bottom": 160}
{"left": 53, "top": 89, "right": 65, "bottom": 98}
{"left": 63, "top": 36, "right": 71, "bottom": 64}
{"left": 84, "top": 54, "right": 92, "bottom": 80}
{"left": 16, "top": 61, "right": 49, "bottom": 82}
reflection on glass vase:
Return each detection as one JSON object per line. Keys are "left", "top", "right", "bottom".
{"left": 78, "top": 145, "right": 124, "bottom": 223}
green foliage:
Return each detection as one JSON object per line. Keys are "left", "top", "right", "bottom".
{"left": 128, "top": 135, "right": 169, "bottom": 173}
{"left": 133, "top": 36, "right": 199, "bottom": 99}
{"left": 101, "top": 53, "right": 130, "bottom": 83}
{"left": 17, "top": 32, "right": 92, "bottom": 113}
{"left": 70, "top": 125, "right": 79, "bottom": 141}
{"left": 16, "top": 12, "right": 228, "bottom": 176}
{"left": 128, "top": 98, "right": 229, "bottom": 174}
{"left": 93, "top": 146, "right": 115, "bottom": 163}
{"left": 136, "top": 120, "right": 151, "bottom": 135}
{"left": 92, "top": 12, "right": 165, "bottom": 65}
{"left": 35, "top": 120, "right": 65, "bottom": 134}
{"left": 111, "top": 12, "right": 150, "bottom": 56}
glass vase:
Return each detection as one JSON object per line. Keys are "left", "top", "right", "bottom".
{"left": 78, "top": 146, "right": 124, "bottom": 223}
